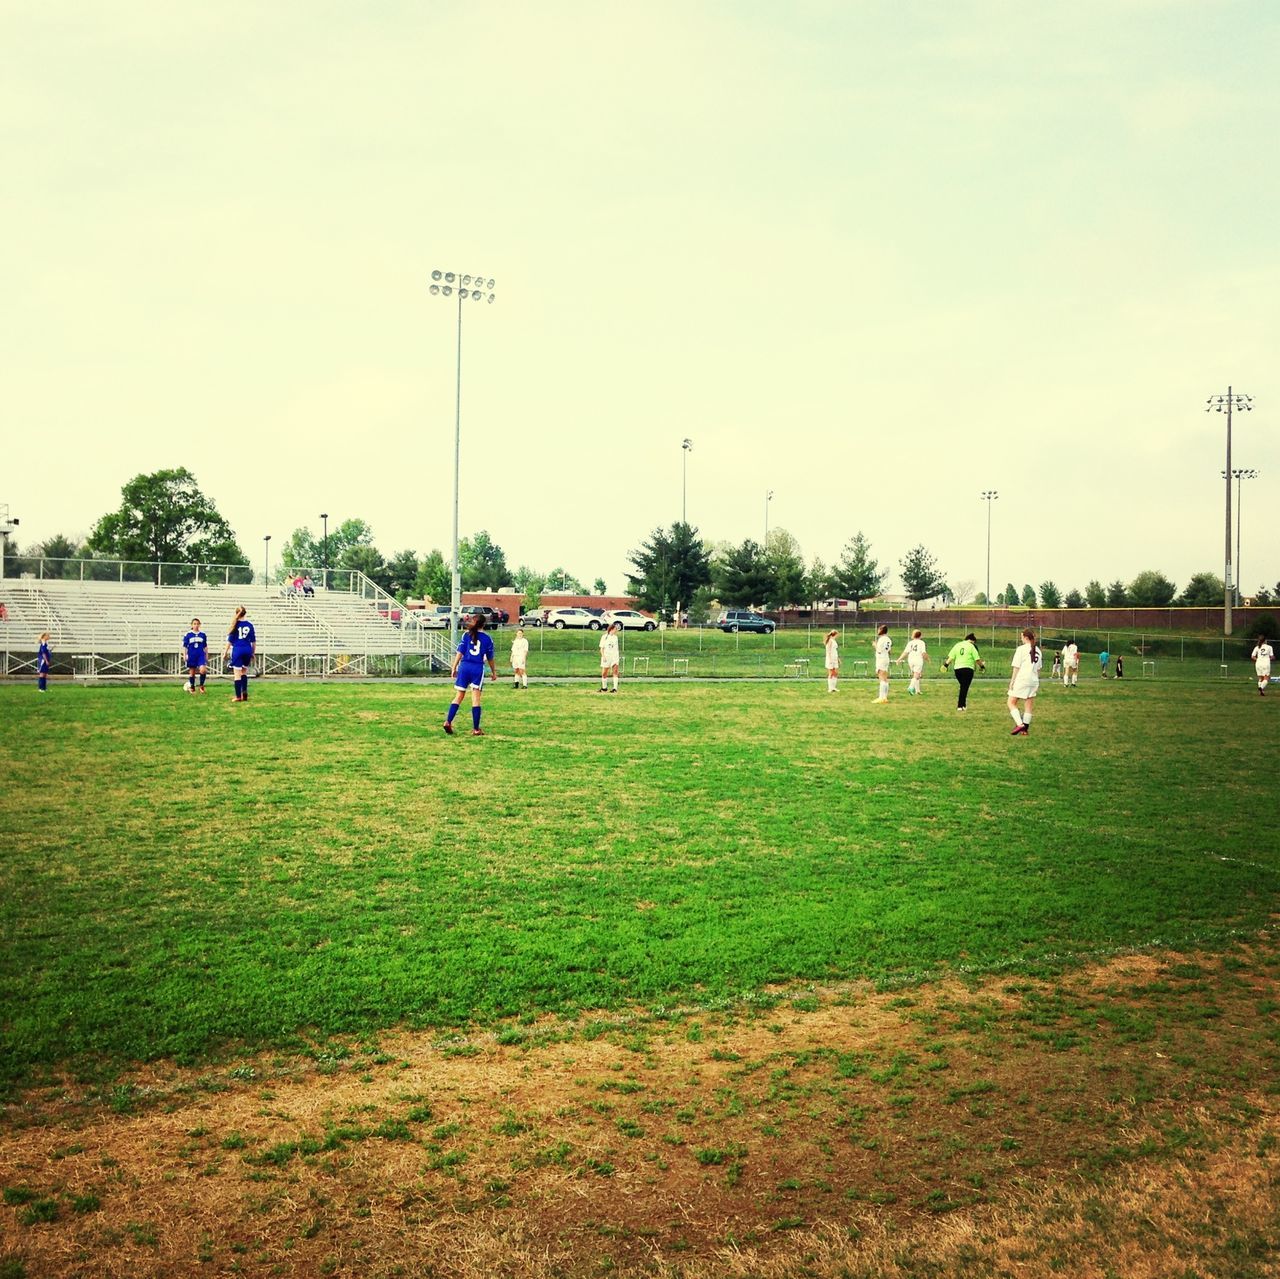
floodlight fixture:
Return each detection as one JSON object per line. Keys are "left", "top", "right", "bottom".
{"left": 1206, "top": 387, "right": 1252, "bottom": 635}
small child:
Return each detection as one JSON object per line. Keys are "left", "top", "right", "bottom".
{"left": 510, "top": 627, "right": 530, "bottom": 689}
{"left": 1115, "top": 655, "right": 1124, "bottom": 679}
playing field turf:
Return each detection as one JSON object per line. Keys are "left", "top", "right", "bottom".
{"left": 0, "top": 676, "right": 1274, "bottom": 1092}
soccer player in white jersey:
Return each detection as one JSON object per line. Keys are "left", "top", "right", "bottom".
{"left": 510, "top": 628, "right": 530, "bottom": 689}
{"left": 823, "top": 630, "right": 840, "bottom": 693}
{"left": 872, "top": 624, "right": 892, "bottom": 703}
{"left": 1007, "top": 627, "right": 1042, "bottom": 736}
{"left": 599, "top": 622, "right": 621, "bottom": 693}
{"left": 1062, "top": 640, "right": 1079, "bottom": 687}
{"left": 897, "top": 629, "right": 929, "bottom": 695}
{"left": 1252, "top": 636, "right": 1274, "bottom": 696}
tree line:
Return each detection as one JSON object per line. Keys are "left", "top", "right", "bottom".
{"left": 7, "top": 469, "right": 1274, "bottom": 613}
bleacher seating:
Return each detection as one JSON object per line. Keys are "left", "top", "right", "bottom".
{"left": 0, "top": 578, "right": 448, "bottom": 675}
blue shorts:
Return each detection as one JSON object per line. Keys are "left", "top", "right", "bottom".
{"left": 230, "top": 648, "right": 254, "bottom": 669}
{"left": 186, "top": 654, "right": 208, "bottom": 668}
{"left": 455, "top": 663, "right": 486, "bottom": 690}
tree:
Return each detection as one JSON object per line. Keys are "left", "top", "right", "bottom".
{"left": 803, "top": 558, "right": 832, "bottom": 610}
{"left": 89, "top": 468, "right": 247, "bottom": 581}
{"left": 1001, "top": 582, "right": 1019, "bottom": 608}
{"left": 832, "top": 532, "right": 886, "bottom": 615}
{"left": 414, "top": 550, "right": 450, "bottom": 603}
{"left": 1106, "top": 580, "right": 1128, "bottom": 607}
{"left": 339, "top": 544, "right": 390, "bottom": 591}
{"left": 900, "top": 545, "right": 948, "bottom": 606}
{"left": 951, "top": 578, "right": 977, "bottom": 606}
{"left": 763, "top": 528, "right": 805, "bottom": 610}
{"left": 688, "top": 584, "right": 716, "bottom": 625}
{"left": 385, "top": 550, "right": 420, "bottom": 600}
{"left": 714, "top": 539, "right": 774, "bottom": 608}
{"left": 459, "top": 531, "right": 509, "bottom": 591}
{"left": 626, "top": 522, "right": 712, "bottom": 614}
{"left": 280, "top": 518, "right": 376, "bottom": 576}
{"left": 1064, "top": 588, "right": 1085, "bottom": 609}
{"left": 545, "top": 567, "right": 586, "bottom": 594}
{"left": 1178, "top": 571, "right": 1224, "bottom": 607}
{"left": 34, "top": 534, "right": 85, "bottom": 578}
{"left": 1039, "top": 581, "right": 1062, "bottom": 608}
{"left": 1254, "top": 584, "right": 1275, "bottom": 606}
{"left": 593, "top": 577, "right": 607, "bottom": 595}
{"left": 1127, "top": 570, "right": 1176, "bottom": 607}
{"left": 1085, "top": 579, "right": 1106, "bottom": 607}
{"left": 1020, "top": 584, "right": 1037, "bottom": 608}
{"left": 973, "top": 591, "right": 989, "bottom": 606}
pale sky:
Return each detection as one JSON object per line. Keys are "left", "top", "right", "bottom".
{"left": 3, "top": 1, "right": 1277, "bottom": 598}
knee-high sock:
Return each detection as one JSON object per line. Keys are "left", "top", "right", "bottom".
{"left": 1023, "top": 708, "right": 1032, "bottom": 724}
{"left": 1010, "top": 704, "right": 1023, "bottom": 726}
{"left": 189, "top": 673, "right": 196, "bottom": 689}
{"left": 38, "top": 675, "right": 47, "bottom": 691}
{"left": 199, "top": 671, "right": 206, "bottom": 688}
{"left": 879, "top": 679, "right": 889, "bottom": 699}
{"left": 472, "top": 705, "right": 482, "bottom": 730}
{"left": 446, "top": 701, "right": 460, "bottom": 724}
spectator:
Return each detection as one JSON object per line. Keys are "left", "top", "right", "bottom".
{"left": 302, "top": 575, "right": 315, "bottom": 597}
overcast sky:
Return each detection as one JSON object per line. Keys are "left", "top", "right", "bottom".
{"left": 3, "top": 1, "right": 1277, "bottom": 597}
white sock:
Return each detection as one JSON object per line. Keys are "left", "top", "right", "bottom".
{"left": 1023, "top": 709, "right": 1032, "bottom": 724}
{"left": 879, "top": 679, "right": 889, "bottom": 699}
{"left": 612, "top": 675, "right": 619, "bottom": 690}
{"left": 1010, "top": 705, "right": 1023, "bottom": 726}
{"left": 522, "top": 674, "right": 528, "bottom": 687}
{"left": 828, "top": 676, "right": 836, "bottom": 691}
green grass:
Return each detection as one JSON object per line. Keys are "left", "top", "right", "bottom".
{"left": 0, "top": 677, "right": 1274, "bottom": 1090}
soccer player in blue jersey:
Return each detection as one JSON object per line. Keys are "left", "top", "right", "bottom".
{"left": 182, "top": 617, "right": 209, "bottom": 694}
{"left": 36, "top": 632, "right": 51, "bottom": 692}
{"left": 223, "top": 606, "right": 256, "bottom": 703}
{"left": 444, "top": 614, "right": 498, "bottom": 736}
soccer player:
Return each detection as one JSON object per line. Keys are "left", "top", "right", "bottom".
{"left": 223, "top": 606, "right": 256, "bottom": 703}
{"left": 1050, "top": 650, "right": 1061, "bottom": 681}
{"left": 36, "top": 632, "right": 51, "bottom": 692}
{"left": 510, "top": 627, "right": 530, "bottom": 689}
{"left": 1115, "top": 655, "right": 1124, "bottom": 679}
{"left": 445, "top": 613, "right": 498, "bottom": 735}
{"left": 897, "top": 629, "right": 929, "bottom": 695}
{"left": 824, "top": 629, "right": 840, "bottom": 693}
{"left": 1253, "top": 635, "right": 1274, "bottom": 696}
{"left": 182, "top": 617, "right": 209, "bottom": 694}
{"left": 872, "top": 625, "right": 892, "bottom": 702}
{"left": 1007, "top": 627, "right": 1042, "bottom": 736}
{"left": 599, "top": 621, "right": 621, "bottom": 693}
{"left": 1099, "top": 648, "right": 1110, "bottom": 679}
{"left": 941, "top": 632, "right": 985, "bottom": 711}
{"left": 1062, "top": 641, "right": 1079, "bottom": 687}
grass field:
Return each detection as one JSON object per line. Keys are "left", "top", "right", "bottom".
{"left": 2, "top": 677, "right": 1278, "bottom": 1277}
{"left": 2, "top": 675, "right": 1274, "bottom": 1090}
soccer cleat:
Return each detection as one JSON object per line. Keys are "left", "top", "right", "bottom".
{"left": 598, "top": 687, "right": 607, "bottom": 693}
{"left": 610, "top": 688, "right": 618, "bottom": 694}
{"left": 1011, "top": 724, "right": 1028, "bottom": 735}
{"left": 472, "top": 728, "right": 485, "bottom": 736}
{"left": 443, "top": 721, "right": 453, "bottom": 735}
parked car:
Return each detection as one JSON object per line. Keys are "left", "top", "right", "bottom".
{"left": 518, "top": 608, "right": 545, "bottom": 627}
{"left": 460, "top": 605, "right": 504, "bottom": 628}
{"left": 716, "top": 609, "right": 775, "bottom": 634}
{"left": 602, "top": 608, "right": 657, "bottom": 631}
{"left": 419, "top": 605, "right": 452, "bottom": 630}
{"left": 544, "top": 607, "right": 602, "bottom": 630}
{"left": 582, "top": 607, "right": 607, "bottom": 618}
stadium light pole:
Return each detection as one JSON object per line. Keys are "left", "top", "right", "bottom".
{"left": 0, "top": 504, "right": 18, "bottom": 581}
{"left": 1207, "top": 388, "right": 1252, "bottom": 635}
{"left": 764, "top": 489, "right": 774, "bottom": 548}
{"left": 981, "top": 491, "right": 998, "bottom": 610}
{"left": 681, "top": 438, "right": 693, "bottom": 525}
{"left": 430, "top": 268, "right": 497, "bottom": 650}
{"left": 1221, "top": 468, "right": 1259, "bottom": 606}
{"left": 263, "top": 534, "right": 272, "bottom": 588}
{"left": 320, "top": 513, "right": 328, "bottom": 589}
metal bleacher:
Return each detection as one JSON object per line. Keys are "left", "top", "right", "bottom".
{"left": 0, "top": 566, "right": 451, "bottom": 679}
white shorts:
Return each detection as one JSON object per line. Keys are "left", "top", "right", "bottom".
{"left": 875, "top": 659, "right": 890, "bottom": 675}
{"left": 1010, "top": 677, "right": 1040, "bottom": 700}
{"left": 907, "top": 659, "right": 924, "bottom": 674}
{"left": 1257, "top": 661, "right": 1271, "bottom": 677}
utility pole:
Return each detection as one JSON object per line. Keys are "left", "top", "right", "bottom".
{"left": 1206, "top": 388, "right": 1252, "bottom": 635}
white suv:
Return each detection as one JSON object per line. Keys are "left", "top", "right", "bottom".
{"left": 544, "top": 607, "right": 601, "bottom": 630}
{"left": 602, "top": 608, "right": 656, "bottom": 631}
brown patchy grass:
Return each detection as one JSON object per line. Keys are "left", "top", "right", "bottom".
{"left": 2, "top": 945, "right": 1279, "bottom": 1278}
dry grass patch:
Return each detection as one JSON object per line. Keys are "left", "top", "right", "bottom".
{"left": 3, "top": 945, "right": 1279, "bottom": 1277}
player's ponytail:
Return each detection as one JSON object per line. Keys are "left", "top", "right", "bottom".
{"left": 1022, "top": 628, "right": 1039, "bottom": 666}
{"left": 877, "top": 624, "right": 888, "bottom": 637}
{"left": 229, "top": 605, "right": 246, "bottom": 640}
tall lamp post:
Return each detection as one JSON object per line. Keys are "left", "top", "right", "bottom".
{"left": 263, "top": 534, "right": 272, "bottom": 588}
{"left": 764, "top": 490, "right": 774, "bottom": 548}
{"left": 681, "top": 438, "right": 693, "bottom": 525}
{"left": 1221, "top": 468, "right": 1259, "bottom": 606}
{"left": 320, "top": 513, "right": 329, "bottom": 589}
{"left": 981, "top": 491, "right": 998, "bottom": 609}
{"left": 1206, "top": 388, "right": 1252, "bottom": 635}
{"left": 431, "top": 269, "right": 496, "bottom": 649}
{"left": 0, "top": 504, "right": 18, "bottom": 581}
